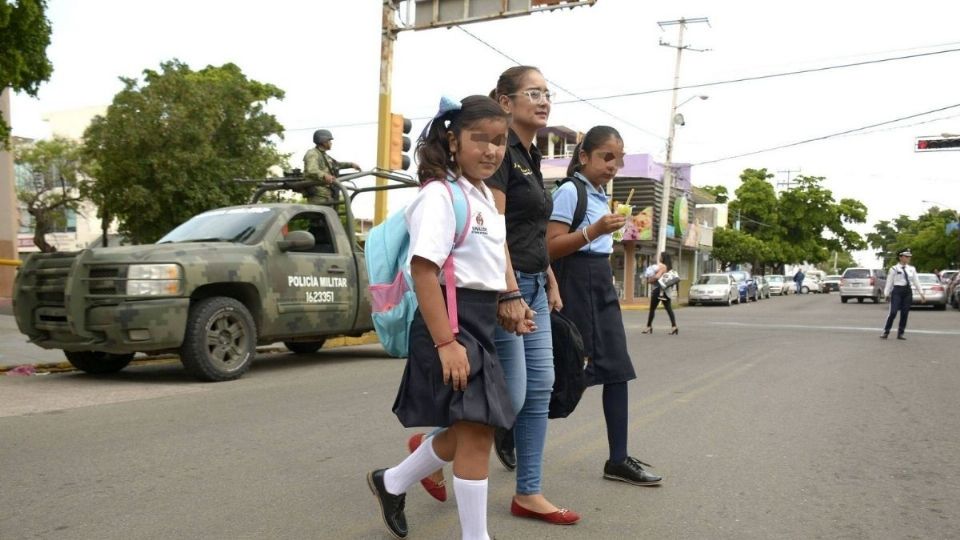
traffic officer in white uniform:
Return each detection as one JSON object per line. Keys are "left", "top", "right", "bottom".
{"left": 881, "top": 248, "right": 925, "bottom": 340}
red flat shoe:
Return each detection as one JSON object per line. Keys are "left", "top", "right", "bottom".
{"left": 510, "top": 498, "right": 580, "bottom": 525}
{"left": 407, "top": 433, "right": 447, "bottom": 502}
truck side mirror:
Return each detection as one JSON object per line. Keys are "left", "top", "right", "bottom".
{"left": 278, "top": 230, "right": 315, "bottom": 252}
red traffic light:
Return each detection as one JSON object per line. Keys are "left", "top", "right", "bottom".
{"left": 915, "top": 136, "right": 960, "bottom": 152}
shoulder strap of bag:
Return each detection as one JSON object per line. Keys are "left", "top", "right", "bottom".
{"left": 439, "top": 179, "right": 472, "bottom": 335}
{"left": 554, "top": 176, "right": 588, "bottom": 232}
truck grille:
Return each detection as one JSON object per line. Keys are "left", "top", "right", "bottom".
{"left": 32, "top": 254, "right": 77, "bottom": 306}
{"left": 87, "top": 266, "right": 123, "bottom": 296}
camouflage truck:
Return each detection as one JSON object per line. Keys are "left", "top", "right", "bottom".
{"left": 12, "top": 171, "right": 417, "bottom": 381}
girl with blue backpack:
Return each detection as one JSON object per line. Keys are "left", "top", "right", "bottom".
{"left": 367, "top": 95, "right": 518, "bottom": 540}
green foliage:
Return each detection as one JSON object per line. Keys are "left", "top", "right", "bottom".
{"left": 14, "top": 137, "right": 87, "bottom": 252}
{"left": 868, "top": 208, "right": 960, "bottom": 271}
{"left": 699, "top": 184, "right": 728, "bottom": 204}
{"left": 714, "top": 170, "right": 868, "bottom": 271}
{"left": 0, "top": 0, "right": 53, "bottom": 146}
{"left": 82, "top": 60, "right": 286, "bottom": 244}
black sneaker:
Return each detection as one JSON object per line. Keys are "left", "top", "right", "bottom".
{"left": 494, "top": 427, "right": 517, "bottom": 471}
{"left": 367, "top": 469, "right": 408, "bottom": 539}
{"left": 880, "top": 333, "right": 889, "bottom": 339}
{"left": 897, "top": 334, "right": 907, "bottom": 340}
{"left": 603, "top": 457, "right": 662, "bottom": 486}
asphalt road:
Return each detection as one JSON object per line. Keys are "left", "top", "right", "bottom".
{"left": 2, "top": 294, "right": 959, "bottom": 539}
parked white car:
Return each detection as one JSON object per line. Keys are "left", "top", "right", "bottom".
{"left": 688, "top": 273, "right": 739, "bottom": 306}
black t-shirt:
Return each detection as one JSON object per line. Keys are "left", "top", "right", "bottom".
{"left": 485, "top": 129, "right": 553, "bottom": 273}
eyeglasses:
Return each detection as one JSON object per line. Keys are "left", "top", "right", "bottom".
{"left": 509, "top": 89, "right": 553, "bottom": 104}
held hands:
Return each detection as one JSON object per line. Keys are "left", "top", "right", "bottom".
{"left": 498, "top": 297, "right": 537, "bottom": 335}
{"left": 439, "top": 340, "right": 470, "bottom": 391}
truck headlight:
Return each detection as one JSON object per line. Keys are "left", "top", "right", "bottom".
{"left": 126, "top": 264, "right": 183, "bottom": 296}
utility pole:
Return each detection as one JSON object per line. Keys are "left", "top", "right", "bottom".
{"left": 373, "top": 1, "right": 398, "bottom": 225}
{"left": 655, "top": 17, "right": 709, "bottom": 257}
{"left": 0, "top": 88, "right": 19, "bottom": 298}
{"left": 776, "top": 168, "right": 800, "bottom": 192}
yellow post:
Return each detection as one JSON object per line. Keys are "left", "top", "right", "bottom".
{"left": 374, "top": 1, "right": 397, "bottom": 225}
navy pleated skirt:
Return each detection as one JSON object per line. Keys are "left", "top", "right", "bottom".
{"left": 553, "top": 252, "right": 637, "bottom": 386}
{"left": 392, "top": 287, "right": 516, "bottom": 430}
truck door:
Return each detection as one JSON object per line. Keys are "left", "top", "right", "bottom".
{"left": 269, "top": 211, "right": 356, "bottom": 336}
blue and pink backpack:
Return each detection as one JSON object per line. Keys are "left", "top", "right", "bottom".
{"left": 365, "top": 178, "right": 472, "bottom": 357}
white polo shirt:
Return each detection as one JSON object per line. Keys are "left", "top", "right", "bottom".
{"left": 405, "top": 178, "right": 507, "bottom": 292}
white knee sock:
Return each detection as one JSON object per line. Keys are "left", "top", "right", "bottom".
{"left": 453, "top": 476, "right": 489, "bottom": 540}
{"left": 383, "top": 435, "right": 449, "bottom": 495}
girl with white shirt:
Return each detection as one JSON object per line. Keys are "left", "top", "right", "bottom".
{"left": 367, "top": 95, "right": 516, "bottom": 540}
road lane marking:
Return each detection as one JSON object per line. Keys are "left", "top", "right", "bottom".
{"left": 710, "top": 322, "right": 960, "bottom": 336}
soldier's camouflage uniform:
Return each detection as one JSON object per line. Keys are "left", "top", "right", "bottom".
{"left": 303, "top": 147, "right": 351, "bottom": 204}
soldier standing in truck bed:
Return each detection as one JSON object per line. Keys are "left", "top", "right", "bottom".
{"left": 303, "top": 129, "right": 360, "bottom": 204}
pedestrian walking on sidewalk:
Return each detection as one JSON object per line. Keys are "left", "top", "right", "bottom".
{"left": 881, "top": 248, "right": 925, "bottom": 340}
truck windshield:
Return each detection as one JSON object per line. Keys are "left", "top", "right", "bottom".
{"left": 157, "top": 208, "right": 277, "bottom": 244}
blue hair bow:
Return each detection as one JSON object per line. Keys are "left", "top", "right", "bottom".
{"left": 419, "top": 96, "right": 462, "bottom": 140}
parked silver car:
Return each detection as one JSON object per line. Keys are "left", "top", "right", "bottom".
{"left": 689, "top": 273, "right": 739, "bottom": 306}
{"left": 755, "top": 276, "right": 771, "bottom": 299}
{"left": 914, "top": 273, "right": 947, "bottom": 310}
{"left": 839, "top": 267, "right": 885, "bottom": 303}
{"left": 767, "top": 274, "right": 790, "bottom": 295}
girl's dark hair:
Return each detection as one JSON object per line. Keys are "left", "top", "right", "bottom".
{"left": 417, "top": 95, "right": 510, "bottom": 183}
{"left": 660, "top": 251, "right": 673, "bottom": 270}
{"left": 566, "top": 125, "right": 623, "bottom": 177}
{"left": 489, "top": 65, "right": 542, "bottom": 100}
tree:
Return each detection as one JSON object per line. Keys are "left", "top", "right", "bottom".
{"left": 711, "top": 227, "right": 767, "bottom": 270}
{"left": 0, "top": 0, "right": 53, "bottom": 146}
{"left": 778, "top": 175, "right": 867, "bottom": 265}
{"left": 82, "top": 60, "right": 285, "bottom": 244}
{"left": 14, "top": 137, "right": 87, "bottom": 252}
{"left": 868, "top": 208, "right": 960, "bottom": 271}
{"left": 699, "top": 184, "right": 728, "bottom": 204}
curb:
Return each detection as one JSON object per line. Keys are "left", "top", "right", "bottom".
{"left": 1, "top": 332, "right": 382, "bottom": 375}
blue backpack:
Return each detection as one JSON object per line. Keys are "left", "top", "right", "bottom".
{"left": 366, "top": 179, "right": 472, "bottom": 357}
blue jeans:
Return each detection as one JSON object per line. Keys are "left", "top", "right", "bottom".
{"left": 495, "top": 271, "right": 555, "bottom": 495}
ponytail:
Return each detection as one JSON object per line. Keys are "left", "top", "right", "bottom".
{"left": 416, "top": 95, "right": 510, "bottom": 184}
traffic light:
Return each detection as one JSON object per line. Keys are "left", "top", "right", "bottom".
{"left": 915, "top": 136, "right": 960, "bottom": 152}
{"left": 390, "top": 113, "right": 412, "bottom": 170}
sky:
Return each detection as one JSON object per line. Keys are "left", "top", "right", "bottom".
{"left": 9, "top": 0, "right": 960, "bottom": 266}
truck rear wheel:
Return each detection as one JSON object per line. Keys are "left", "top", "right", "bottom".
{"left": 64, "top": 351, "right": 134, "bottom": 374}
{"left": 284, "top": 340, "right": 326, "bottom": 354}
{"left": 181, "top": 297, "right": 257, "bottom": 382}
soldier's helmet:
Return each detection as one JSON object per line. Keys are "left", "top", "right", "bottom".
{"left": 313, "top": 129, "right": 334, "bottom": 145}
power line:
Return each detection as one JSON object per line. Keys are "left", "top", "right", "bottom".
{"left": 554, "top": 47, "right": 960, "bottom": 105}
{"left": 694, "top": 102, "right": 960, "bottom": 166}
{"left": 456, "top": 26, "right": 665, "bottom": 142}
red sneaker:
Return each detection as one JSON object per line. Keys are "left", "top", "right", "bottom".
{"left": 510, "top": 498, "right": 580, "bottom": 525}
{"left": 407, "top": 433, "right": 447, "bottom": 502}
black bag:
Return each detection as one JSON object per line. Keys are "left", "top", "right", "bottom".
{"left": 548, "top": 310, "right": 588, "bottom": 419}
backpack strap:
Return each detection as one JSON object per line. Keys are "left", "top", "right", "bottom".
{"left": 440, "top": 179, "right": 472, "bottom": 335}
{"left": 554, "top": 176, "right": 588, "bottom": 232}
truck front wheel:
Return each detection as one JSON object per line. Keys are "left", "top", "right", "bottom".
{"left": 64, "top": 351, "right": 134, "bottom": 374}
{"left": 181, "top": 297, "right": 257, "bottom": 382}
{"left": 284, "top": 340, "right": 326, "bottom": 354}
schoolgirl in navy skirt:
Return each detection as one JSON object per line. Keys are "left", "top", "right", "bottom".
{"left": 547, "top": 126, "right": 663, "bottom": 489}
{"left": 367, "top": 95, "right": 519, "bottom": 540}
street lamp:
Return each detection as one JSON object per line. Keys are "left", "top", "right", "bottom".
{"left": 655, "top": 94, "right": 709, "bottom": 257}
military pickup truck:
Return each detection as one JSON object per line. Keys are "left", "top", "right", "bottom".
{"left": 12, "top": 171, "right": 416, "bottom": 381}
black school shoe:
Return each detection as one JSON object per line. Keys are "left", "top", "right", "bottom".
{"left": 603, "top": 457, "right": 662, "bottom": 486}
{"left": 367, "top": 469, "right": 408, "bottom": 539}
{"left": 494, "top": 427, "right": 517, "bottom": 471}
